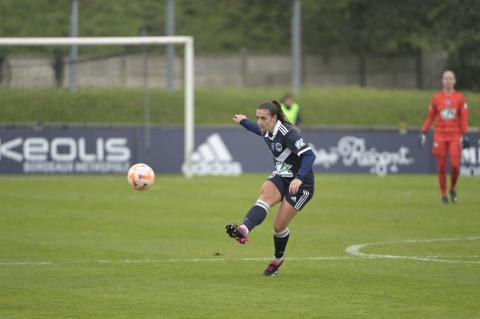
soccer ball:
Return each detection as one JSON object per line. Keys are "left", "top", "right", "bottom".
{"left": 127, "top": 163, "right": 155, "bottom": 191}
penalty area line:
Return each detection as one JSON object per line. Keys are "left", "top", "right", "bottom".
{"left": 345, "top": 236, "right": 480, "bottom": 264}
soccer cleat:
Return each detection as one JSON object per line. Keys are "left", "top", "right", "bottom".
{"left": 225, "top": 224, "right": 248, "bottom": 245}
{"left": 441, "top": 196, "right": 449, "bottom": 204}
{"left": 263, "top": 258, "right": 284, "bottom": 277}
{"left": 450, "top": 190, "right": 458, "bottom": 203}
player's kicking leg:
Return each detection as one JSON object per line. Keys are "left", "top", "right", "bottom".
{"left": 226, "top": 180, "right": 281, "bottom": 245}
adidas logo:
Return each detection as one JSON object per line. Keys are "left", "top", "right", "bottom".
{"left": 182, "top": 133, "right": 242, "bottom": 176}
{"left": 291, "top": 197, "right": 297, "bottom": 202}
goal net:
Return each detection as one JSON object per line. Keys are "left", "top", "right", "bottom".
{"left": 0, "top": 37, "right": 195, "bottom": 177}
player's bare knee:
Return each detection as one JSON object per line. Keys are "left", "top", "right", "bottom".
{"left": 273, "top": 222, "right": 287, "bottom": 234}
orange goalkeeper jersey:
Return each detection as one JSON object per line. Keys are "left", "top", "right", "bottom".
{"left": 421, "top": 91, "right": 468, "bottom": 140}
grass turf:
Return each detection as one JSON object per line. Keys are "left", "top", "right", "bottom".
{"left": 1, "top": 174, "right": 479, "bottom": 318}
{"left": 1, "top": 86, "right": 479, "bottom": 128}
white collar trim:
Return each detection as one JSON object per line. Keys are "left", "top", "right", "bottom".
{"left": 265, "top": 120, "right": 282, "bottom": 140}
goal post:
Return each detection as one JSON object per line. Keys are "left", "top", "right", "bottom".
{"left": 0, "top": 36, "right": 195, "bottom": 177}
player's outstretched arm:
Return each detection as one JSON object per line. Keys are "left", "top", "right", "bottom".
{"left": 233, "top": 114, "right": 262, "bottom": 136}
{"left": 232, "top": 114, "right": 247, "bottom": 123}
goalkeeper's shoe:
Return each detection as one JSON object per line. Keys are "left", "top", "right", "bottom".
{"left": 225, "top": 224, "right": 248, "bottom": 245}
{"left": 441, "top": 196, "right": 449, "bottom": 204}
{"left": 450, "top": 190, "right": 458, "bottom": 204}
{"left": 263, "top": 258, "right": 284, "bottom": 277}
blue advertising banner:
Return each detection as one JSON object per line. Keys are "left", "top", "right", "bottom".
{"left": 0, "top": 126, "right": 137, "bottom": 174}
{"left": 0, "top": 125, "right": 479, "bottom": 176}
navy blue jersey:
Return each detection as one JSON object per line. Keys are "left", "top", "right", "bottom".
{"left": 263, "top": 121, "right": 314, "bottom": 184}
{"left": 239, "top": 118, "right": 315, "bottom": 209}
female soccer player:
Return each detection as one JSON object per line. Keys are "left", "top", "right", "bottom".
{"left": 226, "top": 100, "right": 316, "bottom": 276}
{"left": 419, "top": 70, "right": 469, "bottom": 204}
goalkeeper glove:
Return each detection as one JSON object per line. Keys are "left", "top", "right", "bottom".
{"left": 462, "top": 136, "right": 470, "bottom": 149}
{"left": 418, "top": 132, "right": 426, "bottom": 148}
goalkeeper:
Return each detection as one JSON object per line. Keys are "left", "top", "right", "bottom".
{"left": 418, "top": 70, "right": 469, "bottom": 204}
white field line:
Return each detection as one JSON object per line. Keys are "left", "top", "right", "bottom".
{"left": 2, "top": 236, "right": 479, "bottom": 266}
{"left": 345, "top": 236, "right": 480, "bottom": 264}
{"left": 0, "top": 256, "right": 353, "bottom": 266}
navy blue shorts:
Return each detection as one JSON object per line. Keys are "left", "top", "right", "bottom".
{"left": 267, "top": 174, "right": 314, "bottom": 211}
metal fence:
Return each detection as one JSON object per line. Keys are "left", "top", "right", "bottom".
{"left": 0, "top": 51, "right": 447, "bottom": 90}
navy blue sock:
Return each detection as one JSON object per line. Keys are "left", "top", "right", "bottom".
{"left": 242, "top": 200, "right": 270, "bottom": 231}
{"left": 274, "top": 228, "right": 290, "bottom": 259}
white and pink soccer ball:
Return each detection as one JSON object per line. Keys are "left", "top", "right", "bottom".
{"left": 127, "top": 163, "right": 155, "bottom": 191}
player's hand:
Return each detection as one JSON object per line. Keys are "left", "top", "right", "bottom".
{"left": 461, "top": 136, "right": 470, "bottom": 149}
{"left": 289, "top": 178, "right": 302, "bottom": 194}
{"left": 418, "top": 133, "right": 426, "bottom": 148}
{"left": 232, "top": 114, "right": 247, "bottom": 124}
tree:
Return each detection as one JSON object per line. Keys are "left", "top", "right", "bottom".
{"left": 430, "top": 0, "right": 480, "bottom": 89}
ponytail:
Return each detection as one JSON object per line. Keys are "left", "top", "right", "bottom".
{"left": 258, "top": 100, "right": 293, "bottom": 125}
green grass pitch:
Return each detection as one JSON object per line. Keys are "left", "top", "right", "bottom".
{"left": 1, "top": 174, "right": 479, "bottom": 318}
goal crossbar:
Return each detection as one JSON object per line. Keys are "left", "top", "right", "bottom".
{"left": 0, "top": 36, "right": 192, "bottom": 46}
{"left": 0, "top": 36, "right": 195, "bottom": 177}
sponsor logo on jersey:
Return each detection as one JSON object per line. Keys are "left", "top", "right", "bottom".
{"left": 440, "top": 108, "right": 456, "bottom": 120}
{"left": 275, "top": 161, "right": 293, "bottom": 177}
{"left": 295, "top": 138, "right": 306, "bottom": 149}
{"left": 183, "top": 133, "right": 242, "bottom": 176}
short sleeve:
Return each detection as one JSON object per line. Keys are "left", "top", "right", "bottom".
{"left": 285, "top": 129, "right": 311, "bottom": 156}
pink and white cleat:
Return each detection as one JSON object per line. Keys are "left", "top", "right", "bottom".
{"left": 225, "top": 224, "right": 249, "bottom": 245}
{"left": 263, "top": 258, "right": 284, "bottom": 276}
